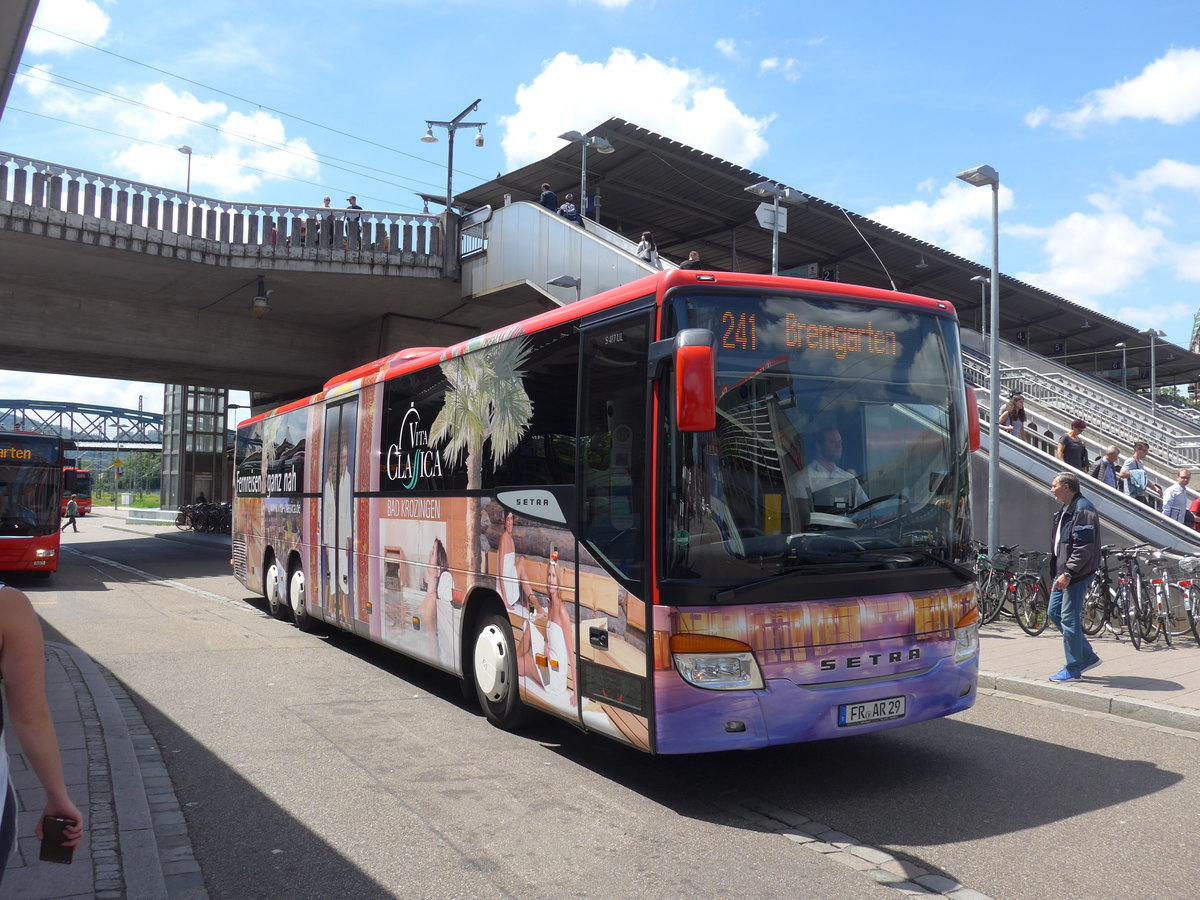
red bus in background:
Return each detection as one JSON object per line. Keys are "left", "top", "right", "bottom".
{"left": 62, "top": 467, "right": 93, "bottom": 516}
{"left": 0, "top": 431, "right": 64, "bottom": 575}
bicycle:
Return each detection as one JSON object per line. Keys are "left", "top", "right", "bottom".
{"left": 1177, "top": 555, "right": 1200, "bottom": 646}
{"left": 970, "top": 540, "right": 1004, "bottom": 624}
{"left": 1129, "top": 550, "right": 1160, "bottom": 645}
{"left": 1012, "top": 550, "right": 1051, "bottom": 636}
{"left": 1082, "top": 545, "right": 1148, "bottom": 649}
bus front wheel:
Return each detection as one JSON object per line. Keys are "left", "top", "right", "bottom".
{"left": 264, "top": 555, "right": 286, "bottom": 619}
{"left": 472, "top": 612, "right": 531, "bottom": 730}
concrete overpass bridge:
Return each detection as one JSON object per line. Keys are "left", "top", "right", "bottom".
{"left": 0, "top": 151, "right": 560, "bottom": 406}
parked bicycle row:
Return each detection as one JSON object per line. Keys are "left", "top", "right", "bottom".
{"left": 971, "top": 541, "right": 1200, "bottom": 648}
{"left": 174, "top": 501, "right": 232, "bottom": 535}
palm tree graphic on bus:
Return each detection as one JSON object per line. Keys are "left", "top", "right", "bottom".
{"left": 430, "top": 333, "right": 533, "bottom": 578}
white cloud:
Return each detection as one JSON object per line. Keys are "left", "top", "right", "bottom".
{"left": 1170, "top": 242, "right": 1200, "bottom": 282}
{"left": 26, "top": 0, "right": 111, "bottom": 54}
{"left": 18, "top": 71, "right": 319, "bottom": 196}
{"left": 868, "top": 180, "right": 1015, "bottom": 261}
{"left": 759, "top": 57, "right": 802, "bottom": 82}
{"left": 715, "top": 38, "right": 739, "bottom": 61}
{"left": 500, "top": 49, "right": 773, "bottom": 170}
{"left": 1028, "top": 48, "right": 1200, "bottom": 130}
{"left": 591, "top": 0, "right": 633, "bottom": 7}
{"left": 1013, "top": 212, "right": 1164, "bottom": 301}
{"left": 1121, "top": 158, "right": 1200, "bottom": 195}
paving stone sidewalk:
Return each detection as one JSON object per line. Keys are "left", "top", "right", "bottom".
{"left": 3, "top": 641, "right": 207, "bottom": 900}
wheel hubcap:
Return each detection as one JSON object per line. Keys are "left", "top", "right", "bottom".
{"left": 474, "top": 624, "right": 510, "bottom": 702}
{"left": 290, "top": 570, "right": 305, "bottom": 614}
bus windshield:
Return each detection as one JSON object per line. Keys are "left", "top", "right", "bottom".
{"left": 664, "top": 290, "right": 971, "bottom": 580}
{"left": 0, "top": 437, "right": 63, "bottom": 537}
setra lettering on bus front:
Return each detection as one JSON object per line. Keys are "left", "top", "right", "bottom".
{"left": 819, "top": 648, "right": 921, "bottom": 672}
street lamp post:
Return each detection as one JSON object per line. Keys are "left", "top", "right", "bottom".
{"left": 744, "top": 181, "right": 805, "bottom": 275}
{"left": 421, "top": 99, "right": 486, "bottom": 277}
{"left": 558, "top": 131, "right": 614, "bottom": 222}
{"left": 957, "top": 164, "right": 1001, "bottom": 557}
{"left": 970, "top": 275, "right": 989, "bottom": 347}
{"left": 177, "top": 145, "right": 192, "bottom": 193}
{"left": 1115, "top": 342, "right": 1128, "bottom": 391}
{"left": 1143, "top": 328, "right": 1166, "bottom": 417}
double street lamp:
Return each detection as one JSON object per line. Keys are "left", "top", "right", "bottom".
{"left": 956, "top": 164, "right": 1001, "bottom": 558}
{"left": 558, "top": 131, "right": 614, "bottom": 222}
{"left": 744, "top": 181, "right": 805, "bottom": 275}
{"left": 421, "top": 99, "right": 486, "bottom": 277}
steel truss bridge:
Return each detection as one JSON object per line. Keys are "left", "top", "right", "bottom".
{"left": 0, "top": 400, "right": 163, "bottom": 450}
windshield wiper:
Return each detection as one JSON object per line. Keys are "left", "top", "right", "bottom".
{"left": 713, "top": 553, "right": 889, "bottom": 603}
{"left": 900, "top": 549, "right": 976, "bottom": 581}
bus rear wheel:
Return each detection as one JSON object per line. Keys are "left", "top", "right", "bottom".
{"left": 289, "top": 563, "right": 316, "bottom": 633}
{"left": 472, "top": 612, "right": 531, "bottom": 730}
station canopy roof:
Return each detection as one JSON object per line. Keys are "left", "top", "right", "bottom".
{"left": 458, "top": 118, "right": 1200, "bottom": 387}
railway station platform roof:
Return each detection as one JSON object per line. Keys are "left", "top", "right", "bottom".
{"left": 459, "top": 117, "right": 1200, "bottom": 388}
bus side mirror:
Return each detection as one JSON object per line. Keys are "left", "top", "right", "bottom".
{"left": 676, "top": 329, "right": 715, "bottom": 432}
{"left": 965, "top": 387, "right": 981, "bottom": 452}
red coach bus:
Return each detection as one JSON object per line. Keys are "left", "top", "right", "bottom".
{"left": 0, "top": 431, "right": 64, "bottom": 575}
{"left": 233, "top": 269, "right": 981, "bottom": 754}
{"left": 62, "top": 466, "right": 93, "bottom": 516}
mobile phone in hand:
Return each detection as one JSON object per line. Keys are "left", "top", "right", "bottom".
{"left": 39, "top": 815, "right": 75, "bottom": 864}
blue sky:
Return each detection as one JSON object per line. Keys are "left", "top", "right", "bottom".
{"left": 3, "top": 0, "right": 1199, "bottom": 412}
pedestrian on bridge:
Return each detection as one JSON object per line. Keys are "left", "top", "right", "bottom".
{"left": 539, "top": 183, "right": 558, "bottom": 212}
{"left": 1119, "top": 441, "right": 1158, "bottom": 505}
{"left": 1162, "top": 469, "right": 1192, "bottom": 525}
{"left": 1047, "top": 471, "right": 1103, "bottom": 683}
{"left": 557, "top": 193, "right": 580, "bottom": 224}
{"left": 1089, "top": 446, "right": 1121, "bottom": 489}
{"left": 1056, "top": 418, "right": 1089, "bottom": 471}
{"left": 998, "top": 393, "right": 1028, "bottom": 441}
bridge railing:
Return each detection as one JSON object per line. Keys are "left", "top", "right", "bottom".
{"left": 0, "top": 151, "right": 443, "bottom": 259}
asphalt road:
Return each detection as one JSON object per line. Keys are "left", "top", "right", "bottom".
{"left": 21, "top": 522, "right": 1200, "bottom": 899}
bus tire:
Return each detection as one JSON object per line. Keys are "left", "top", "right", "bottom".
{"left": 263, "top": 554, "right": 286, "bottom": 619}
{"left": 472, "top": 612, "right": 531, "bottom": 730}
{"left": 289, "top": 561, "right": 316, "bottom": 633}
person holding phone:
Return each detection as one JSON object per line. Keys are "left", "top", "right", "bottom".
{"left": 0, "top": 582, "right": 84, "bottom": 883}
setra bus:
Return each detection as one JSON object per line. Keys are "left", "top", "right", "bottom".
{"left": 233, "top": 269, "right": 981, "bottom": 754}
{"left": 62, "top": 466, "right": 93, "bottom": 516}
{"left": 0, "top": 431, "right": 64, "bottom": 575}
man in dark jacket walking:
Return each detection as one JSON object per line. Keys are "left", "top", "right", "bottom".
{"left": 1047, "top": 471, "right": 1102, "bottom": 682}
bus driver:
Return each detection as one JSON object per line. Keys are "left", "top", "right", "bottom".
{"left": 790, "top": 427, "right": 868, "bottom": 514}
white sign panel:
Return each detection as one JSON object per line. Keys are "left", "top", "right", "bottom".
{"left": 755, "top": 202, "right": 788, "bottom": 233}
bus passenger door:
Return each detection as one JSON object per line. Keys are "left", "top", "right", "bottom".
{"left": 320, "top": 399, "right": 358, "bottom": 630}
{"left": 576, "top": 311, "right": 653, "bottom": 752}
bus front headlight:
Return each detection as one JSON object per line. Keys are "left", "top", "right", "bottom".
{"left": 954, "top": 606, "right": 980, "bottom": 663}
{"left": 34, "top": 548, "right": 57, "bottom": 559}
{"left": 671, "top": 634, "right": 764, "bottom": 690}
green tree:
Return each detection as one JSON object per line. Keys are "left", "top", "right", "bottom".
{"left": 430, "top": 336, "right": 532, "bottom": 578}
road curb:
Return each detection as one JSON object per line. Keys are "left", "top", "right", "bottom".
{"left": 981, "top": 670, "right": 1200, "bottom": 733}
{"left": 49, "top": 642, "right": 209, "bottom": 899}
